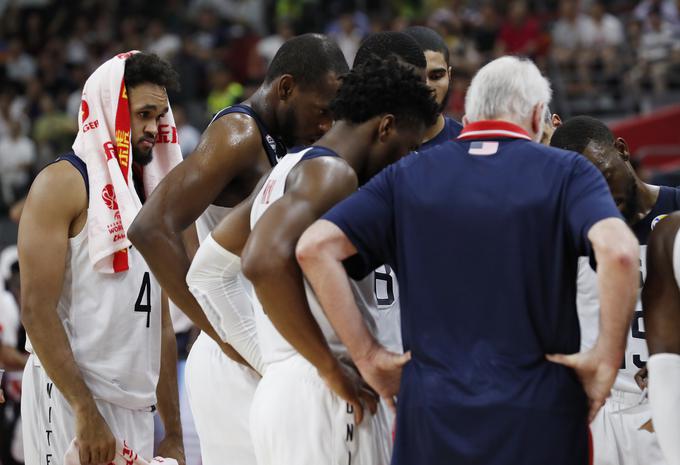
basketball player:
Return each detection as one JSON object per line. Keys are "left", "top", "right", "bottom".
{"left": 18, "top": 53, "right": 183, "bottom": 465}
{"left": 297, "top": 56, "right": 638, "bottom": 465}
{"left": 551, "top": 115, "right": 680, "bottom": 465}
{"left": 403, "top": 26, "right": 463, "bottom": 146}
{"left": 186, "top": 56, "right": 438, "bottom": 465}
{"left": 129, "top": 32, "right": 427, "bottom": 465}
{"left": 641, "top": 213, "right": 680, "bottom": 465}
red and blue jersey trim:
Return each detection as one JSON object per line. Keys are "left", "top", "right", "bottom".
{"left": 457, "top": 120, "right": 532, "bottom": 141}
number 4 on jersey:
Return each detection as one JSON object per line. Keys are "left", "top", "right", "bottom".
{"left": 135, "top": 272, "right": 152, "bottom": 328}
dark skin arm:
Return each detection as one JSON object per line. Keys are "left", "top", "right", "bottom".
{"left": 19, "top": 162, "right": 116, "bottom": 465}
{"left": 155, "top": 293, "right": 185, "bottom": 465}
{"left": 128, "top": 114, "right": 268, "bottom": 362}
{"left": 241, "top": 157, "right": 378, "bottom": 423}
{"left": 643, "top": 213, "right": 680, "bottom": 357}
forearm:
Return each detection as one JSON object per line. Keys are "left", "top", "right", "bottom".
{"left": 250, "top": 257, "right": 337, "bottom": 375}
{"left": 594, "top": 246, "right": 638, "bottom": 363}
{"left": 23, "top": 305, "right": 96, "bottom": 412}
{"left": 0, "top": 345, "right": 28, "bottom": 371}
{"left": 156, "top": 298, "right": 182, "bottom": 439}
{"left": 132, "top": 223, "right": 225, "bottom": 344}
{"left": 299, "top": 250, "right": 379, "bottom": 363}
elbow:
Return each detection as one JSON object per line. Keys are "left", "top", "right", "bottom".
{"left": 127, "top": 216, "right": 146, "bottom": 247}
{"left": 20, "top": 302, "right": 39, "bottom": 332}
{"left": 242, "top": 246, "right": 291, "bottom": 284}
{"left": 599, "top": 234, "right": 639, "bottom": 273}
{"left": 295, "top": 231, "right": 320, "bottom": 270}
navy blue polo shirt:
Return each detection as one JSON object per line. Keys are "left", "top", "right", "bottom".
{"left": 419, "top": 115, "right": 463, "bottom": 151}
{"left": 323, "top": 120, "right": 621, "bottom": 465}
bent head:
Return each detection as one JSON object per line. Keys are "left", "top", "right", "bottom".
{"left": 124, "top": 53, "right": 180, "bottom": 166}
{"left": 464, "top": 56, "right": 552, "bottom": 142}
{"left": 266, "top": 34, "right": 349, "bottom": 147}
{"left": 404, "top": 26, "right": 451, "bottom": 114}
{"left": 353, "top": 31, "right": 427, "bottom": 78}
{"left": 551, "top": 115, "right": 638, "bottom": 222}
{"left": 330, "top": 56, "right": 439, "bottom": 181}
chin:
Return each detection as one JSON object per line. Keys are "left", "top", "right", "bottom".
{"left": 134, "top": 149, "right": 154, "bottom": 166}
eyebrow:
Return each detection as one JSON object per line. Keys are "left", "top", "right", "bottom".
{"left": 429, "top": 67, "right": 447, "bottom": 73}
{"left": 135, "top": 104, "right": 169, "bottom": 113}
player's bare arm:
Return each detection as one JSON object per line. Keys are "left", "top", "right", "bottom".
{"left": 643, "top": 213, "right": 680, "bottom": 356}
{"left": 642, "top": 212, "right": 680, "bottom": 465}
{"left": 241, "top": 157, "right": 378, "bottom": 421}
{"left": 548, "top": 217, "right": 638, "bottom": 421}
{"left": 297, "top": 220, "right": 411, "bottom": 408}
{"left": 155, "top": 292, "right": 185, "bottom": 465}
{"left": 129, "top": 113, "right": 267, "bottom": 360}
{"left": 19, "top": 161, "right": 116, "bottom": 465}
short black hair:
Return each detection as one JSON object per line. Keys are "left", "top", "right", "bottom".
{"left": 403, "top": 26, "right": 450, "bottom": 64}
{"left": 550, "top": 115, "right": 615, "bottom": 154}
{"left": 124, "top": 52, "right": 180, "bottom": 92}
{"left": 353, "top": 31, "right": 426, "bottom": 69}
{"left": 265, "top": 33, "right": 349, "bottom": 88}
{"left": 330, "top": 56, "right": 438, "bottom": 128}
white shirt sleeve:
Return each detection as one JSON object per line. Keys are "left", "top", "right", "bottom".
{"left": 187, "top": 233, "right": 264, "bottom": 374}
{"left": 648, "top": 353, "right": 680, "bottom": 465}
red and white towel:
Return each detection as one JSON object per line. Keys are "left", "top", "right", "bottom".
{"left": 72, "top": 51, "right": 182, "bottom": 273}
{"left": 64, "top": 439, "right": 178, "bottom": 465}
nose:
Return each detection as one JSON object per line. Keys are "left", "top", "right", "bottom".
{"left": 145, "top": 120, "right": 159, "bottom": 139}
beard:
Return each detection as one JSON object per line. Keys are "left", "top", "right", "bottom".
{"left": 279, "top": 105, "right": 299, "bottom": 148}
{"left": 438, "top": 82, "right": 452, "bottom": 114}
{"left": 133, "top": 140, "right": 154, "bottom": 166}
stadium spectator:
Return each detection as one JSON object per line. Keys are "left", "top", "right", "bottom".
{"left": 0, "top": 120, "right": 35, "bottom": 207}
{"left": 495, "top": 1, "right": 542, "bottom": 58}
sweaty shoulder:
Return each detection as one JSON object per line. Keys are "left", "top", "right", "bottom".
{"left": 199, "top": 111, "right": 264, "bottom": 164}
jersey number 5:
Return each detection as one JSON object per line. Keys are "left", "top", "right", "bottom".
{"left": 135, "top": 272, "right": 152, "bottom": 328}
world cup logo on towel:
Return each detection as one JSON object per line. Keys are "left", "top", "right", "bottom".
{"left": 102, "top": 184, "right": 118, "bottom": 210}
{"left": 81, "top": 100, "right": 89, "bottom": 122}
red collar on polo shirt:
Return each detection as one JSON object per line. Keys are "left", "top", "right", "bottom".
{"left": 457, "top": 120, "right": 532, "bottom": 141}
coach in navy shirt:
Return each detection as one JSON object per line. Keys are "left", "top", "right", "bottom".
{"left": 297, "top": 56, "right": 639, "bottom": 465}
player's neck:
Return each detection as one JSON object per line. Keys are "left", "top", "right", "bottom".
{"left": 634, "top": 180, "right": 661, "bottom": 223}
{"left": 246, "top": 86, "right": 275, "bottom": 133}
{"left": 314, "top": 121, "right": 372, "bottom": 178}
{"left": 422, "top": 113, "right": 446, "bottom": 144}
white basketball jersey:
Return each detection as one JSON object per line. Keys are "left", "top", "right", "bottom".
{"left": 28, "top": 223, "right": 162, "bottom": 409}
{"left": 673, "top": 228, "right": 680, "bottom": 290}
{"left": 249, "top": 147, "right": 402, "bottom": 365}
{"left": 577, "top": 248, "right": 647, "bottom": 393}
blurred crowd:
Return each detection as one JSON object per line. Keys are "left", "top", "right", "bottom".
{"left": 0, "top": 0, "right": 679, "bottom": 228}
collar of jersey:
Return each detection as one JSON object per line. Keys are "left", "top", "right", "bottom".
{"left": 457, "top": 120, "right": 532, "bottom": 141}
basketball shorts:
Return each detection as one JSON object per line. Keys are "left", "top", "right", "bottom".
{"left": 591, "top": 389, "right": 667, "bottom": 465}
{"left": 185, "top": 332, "right": 260, "bottom": 465}
{"left": 22, "top": 355, "right": 153, "bottom": 465}
{"left": 250, "top": 354, "right": 392, "bottom": 465}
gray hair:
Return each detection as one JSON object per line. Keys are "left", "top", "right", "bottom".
{"left": 465, "top": 56, "right": 552, "bottom": 126}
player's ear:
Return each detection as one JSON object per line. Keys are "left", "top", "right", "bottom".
{"left": 551, "top": 113, "right": 562, "bottom": 128}
{"left": 447, "top": 66, "right": 452, "bottom": 81}
{"left": 276, "top": 74, "right": 295, "bottom": 101}
{"left": 378, "top": 114, "right": 395, "bottom": 142}
{"left": 462, "top": 114, "right": 469, "bottom": 126}
{"left": 616, "top": 137, "right": 631, "bottom": 162}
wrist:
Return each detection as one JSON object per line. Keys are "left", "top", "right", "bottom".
{"left": 593, "top": 339, "right": 626, "bottom": 367}
{"left": 316, "top": 351, "right": 341, "bottom": 379}
{"left": 71, "top": 395, "right": 98, "bottom": 416}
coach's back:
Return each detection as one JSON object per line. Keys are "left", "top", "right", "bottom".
{"left": 390, "top": 121, "right": 612, "bottom": 462}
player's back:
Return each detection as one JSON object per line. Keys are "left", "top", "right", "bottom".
{"left": 249, "top": 146, "right": 401, "bottom": 364}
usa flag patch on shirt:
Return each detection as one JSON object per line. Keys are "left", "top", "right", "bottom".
{"left": 469, "top": 141, "right": 499, "bottom": 155}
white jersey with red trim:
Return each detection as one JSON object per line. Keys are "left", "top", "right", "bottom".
{"left": 249, "top": 146, "right": 402, "bottom": 365}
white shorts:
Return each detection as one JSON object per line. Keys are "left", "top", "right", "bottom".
{"left": 21, "top": 355, "right": 154, "bottom": 465}
{"left": 250, "top": 354, "right": 392, "bottom": 465}
{"left": 591, "top": 389, "right": 667, "bottom": 465}
{"left": 185, "top": 332, "right": 260, "bottom": 465}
